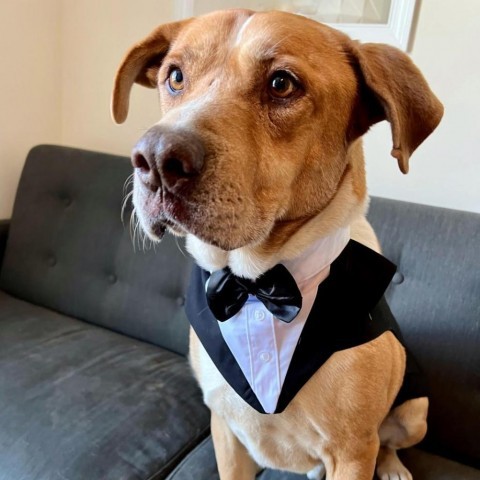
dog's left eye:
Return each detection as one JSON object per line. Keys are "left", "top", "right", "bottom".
{"left": 268, "top": 71, "right": 298, "bottom": 99}
{"left": 168, "top": 68, "right": 184, "bottom": 93}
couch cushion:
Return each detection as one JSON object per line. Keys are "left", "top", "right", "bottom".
{"left": 368, "top": 197, "right": 480, "bottom": 467}
{"left": 166, "top": 435, "right": 480, "bottom": 480}
{"left": 0, "top": 145, "right": 193, "bottom": 355}
{"left": 165, "top": 435, "right": 305, "bottom": 480}
{"left": 399, "top": 449, "right": 480, "bottom": 480}
{"left": 166, "top": 437, "right": 220, "bottom": 480}
{"left": 0, "top": 290, "right": 209, "bottom": 480}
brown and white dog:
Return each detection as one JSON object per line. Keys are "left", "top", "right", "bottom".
{"left": 112, "top": 9, "right": 443, "bottom": 480}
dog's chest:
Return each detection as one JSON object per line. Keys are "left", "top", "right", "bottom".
{"left": 190, "top": 337, "right": 325, "bottom": 471}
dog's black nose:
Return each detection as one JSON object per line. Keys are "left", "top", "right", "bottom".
{"left": 132, "top": 126, "right": 205, "bottom": 194}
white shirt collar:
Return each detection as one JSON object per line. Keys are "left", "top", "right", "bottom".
{"left": 283, "top": 226, "right": 351, "bottom": 291}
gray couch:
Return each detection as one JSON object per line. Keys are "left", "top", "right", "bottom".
{"left": 0, "top": 145, "right": 478, "bottom": 480}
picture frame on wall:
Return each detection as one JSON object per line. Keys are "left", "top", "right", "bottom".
{"left": 174, "top": 0, "right": 418, "bottom": 51}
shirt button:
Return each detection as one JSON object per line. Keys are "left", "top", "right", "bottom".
{"left": 260, "top": 352, "right": 271, "bottom": 363}
{"left": 254, "top": 310, "right": 265, "bottom": 321}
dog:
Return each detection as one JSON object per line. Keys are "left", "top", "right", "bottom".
{"left": 111, "top": 9, "right": 443, "bottom": 480}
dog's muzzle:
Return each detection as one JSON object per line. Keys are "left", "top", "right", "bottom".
{"left": 130, "top": 125, "right": 206, "bottom": 239}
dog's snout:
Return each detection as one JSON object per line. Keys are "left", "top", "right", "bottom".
{"left": 132, "top": 126, "right": 205, "bottom": 194}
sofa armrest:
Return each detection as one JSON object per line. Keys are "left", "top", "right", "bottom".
{"left": 0, "top": 219, "right": 10, "bottom": 270}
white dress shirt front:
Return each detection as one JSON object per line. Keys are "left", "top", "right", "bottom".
{"left": 216, "top": 228, "right": 351, "bottom": 413}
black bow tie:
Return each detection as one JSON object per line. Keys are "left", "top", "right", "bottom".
{"left": 205, "top": 264, "right": 302, "bottom": 323}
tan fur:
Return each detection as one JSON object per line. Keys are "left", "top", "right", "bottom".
{"left": 113, "top": 9, "right": 443, "bottom": 479}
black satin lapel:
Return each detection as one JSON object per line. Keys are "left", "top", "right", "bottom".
{"left": 275, "top": 256, "right": 347, "bottom": 413}
{"left": 346, "top": 240, "right": 397, "bottom": 311}
{"left": 186, "top": 266, "right": 266, "bottom": 414}
{"left": 276, "top": 240, "right": 397, "bottom": 413}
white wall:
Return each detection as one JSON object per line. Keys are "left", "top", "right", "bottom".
{"left": 0, "top": 0, "right": 62, "bottom": 219}
{"left": 1, "top": 0, "right": 479, "bottom": 218}
{"left": 364, "top": 0, "right": 480, "bottom": 212}
{"left": 60, "top": 0, "right": 176, "bottom": 156}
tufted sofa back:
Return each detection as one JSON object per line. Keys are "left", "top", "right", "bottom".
{"left": 0, "top": 145, "right": 193, "bottom": 355}
{"left": 368, "top": 198, "right": 480, "bottom": 469}
{"left": 1, "top": 145, "right": 479, "bottom": 468}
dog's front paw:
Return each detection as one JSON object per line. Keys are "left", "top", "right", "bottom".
{"left": 307, "top": 464, "right": 326, "bottom": 480}
{"left": 376, "top": 448, "right": 412, "bottom": 480}
{"left": 377, "top": 472, "right": 412, "bottom": 480}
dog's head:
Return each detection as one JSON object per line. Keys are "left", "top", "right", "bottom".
{"left": 112, "top": 10, "right": 442, "bottom": 261}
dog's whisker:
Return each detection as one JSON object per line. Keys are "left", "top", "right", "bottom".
{"left": 123, "top": 173, "right": 134, "bottom": 195}
{"left": 121, "top": 190, "right": 134, "bottom": 225}
{"left": 132, "top": 209, "right": 143, "bottom": 252}
{"left": 135, "top": 219, "right": 142, "bottom": 251}
{"left": 174, "top": 237, "right": 187, "bottom": 258}
{"left": 129, "top": 208, "right": 135, "bottom": 235}
{"left": 141, "top": 228, "right": 153, "bottom": 252}
{"left": 129, "top": 209, "right": 138, "bottom": 252}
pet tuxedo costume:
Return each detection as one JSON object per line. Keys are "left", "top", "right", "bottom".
{"left": 186, "top": 236, "right": 426, "bottom": 414}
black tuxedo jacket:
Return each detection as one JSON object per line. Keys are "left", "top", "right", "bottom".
{"left": 186, "top": 240, "right": 426, "bottom": 414}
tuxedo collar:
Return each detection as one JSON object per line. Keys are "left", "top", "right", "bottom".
{"left": 208, "top": 226, "right": 350, "bottom": 288}
{"left": 205, "top": 227, "right": 350, "bottom": 323}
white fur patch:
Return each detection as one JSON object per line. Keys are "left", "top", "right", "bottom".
{"left": 159, "top": 89, "right": 217, "bottom": 132}
{"left": 234, "top": 14, "right": 255, "bottom": 47}
{"left": 229, "top": 246, "right": 273, "bottom": 279}
{"left": 186, "top": 234, "right": 228, "bottom": 272}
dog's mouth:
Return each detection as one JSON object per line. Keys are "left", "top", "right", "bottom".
{"left": 134, "top": 180, "right": 263, "bottom": 251}
{"left": 135, "top": 178, "right": 200, "bottom": 240}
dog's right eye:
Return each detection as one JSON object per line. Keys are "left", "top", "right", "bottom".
{"left": 268, "top": 71, "right": 298, "bottom": 100}
{"left": 168, "top": 68, "right": 184, "bottom": 93}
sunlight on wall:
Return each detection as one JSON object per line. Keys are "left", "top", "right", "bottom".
{"left": 0, "top": 0, "right": 62, "bottom": 218}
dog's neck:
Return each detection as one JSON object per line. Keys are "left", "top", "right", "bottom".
{"left": 186, "top": 166, "right": 368, "bottom": 279}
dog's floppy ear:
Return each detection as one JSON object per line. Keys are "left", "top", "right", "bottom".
{"left": 111, "top": 19, "right": 191, "bottom": 124}
{"left": 348, "top": 42, "right": 443, "bottom": 174}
